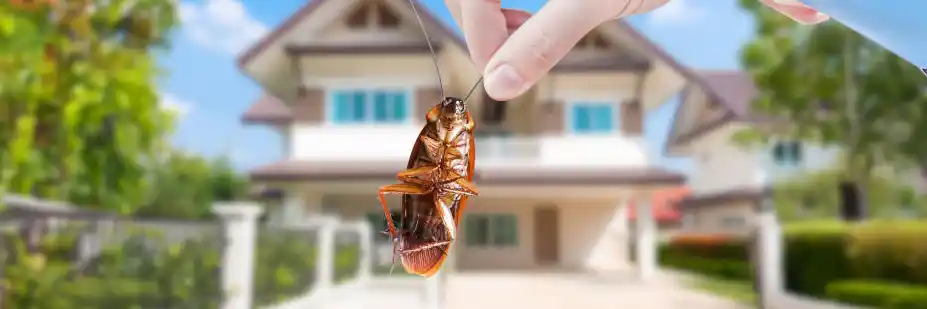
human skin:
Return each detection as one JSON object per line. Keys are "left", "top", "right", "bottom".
{"left": 443, "top": 0, "right": 830, "bottom": 101}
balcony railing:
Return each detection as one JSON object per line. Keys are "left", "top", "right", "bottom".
{"left": 475, "top": 137, "right": 542, "bottom": 161}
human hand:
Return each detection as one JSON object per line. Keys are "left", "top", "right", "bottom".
{"left": 444, "top": 0, "right": 829, "bottom": 101}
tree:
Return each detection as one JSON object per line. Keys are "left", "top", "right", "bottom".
{"left": 0, "top": 0, "right": 180, "bottom": 213}
{"left": 135, "top": 151, "right": 251, "bottom": 219}
{"left": 735, "top": 0, "right": 927, "bottom": 220}
{"left": 772, "top": 169, "right": 927, "bottom": 221}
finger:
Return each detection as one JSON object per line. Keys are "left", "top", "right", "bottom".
{"left": 759, "top": 0, "right": 829, "bottom": 24}
{"left": 459, "top": 0, "right": 509, "bottom": 71}
{"left": 443, "top": 0, "right": 463, "bottom": 29}
{"left": 482, "top": 0, "right": 613, "bottom": 101}
{"left": 501, "top": 8, "right": 532, "bottom": 32}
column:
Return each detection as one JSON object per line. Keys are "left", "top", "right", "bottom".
{"left": 425, "top": 270, "right": 443, "bottom": 309}
{"left": 356, "top": 220, "right": 374, "bottom": 282}
{"left": 635, "top": 196, "right": 657, "bottom": 282}
{"left": 756, "top": 196, "right": 784, "bottom": 308}
{"left": 314, "top": 217, "right": 338, "bottom": 290}
{"left": 213, "top": 203, "right": 264, "bottom": 309}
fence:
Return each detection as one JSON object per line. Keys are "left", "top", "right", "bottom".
{"left": 751, "top": 198, "right": 868, "bottom": 309}
{"left": 0, "top": 195, "right": 375, "bottom": 309}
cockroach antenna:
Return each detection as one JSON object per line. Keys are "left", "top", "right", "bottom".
{"left": 407, "top": 0, "right": 445, "bottom": 96}
{"left": 463, "top": 76, "right": 484, "bottom": 103}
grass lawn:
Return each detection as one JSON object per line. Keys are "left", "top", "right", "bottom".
{"left": 686, "top": 276, "right": 757, "bottom": 305}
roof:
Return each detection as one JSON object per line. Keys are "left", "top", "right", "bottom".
{"left": 250, "top": 160, "right": 687, "bottom": 185}
{"left": 666, "top": 70, "right": 769, "bottom": 149}
{"left": 677, "top": 186, "right": 772, "bottom": 210}
{"left": 236, "top": 0, "right": 734, "bottom": 126}
{"left": 627, "top": 186, "right": 691, "bottom": 223}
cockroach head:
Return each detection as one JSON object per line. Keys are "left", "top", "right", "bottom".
{"left": 440, "top": 97, "right": 466, "bottom": 117}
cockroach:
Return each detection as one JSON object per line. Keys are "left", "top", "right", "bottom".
{"left": 375, "top": 0, "right": 482, "bottom": 278}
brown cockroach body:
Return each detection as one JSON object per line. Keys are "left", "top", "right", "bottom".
{"left": 377, "top": 97, "right": 480, "bottom": 277}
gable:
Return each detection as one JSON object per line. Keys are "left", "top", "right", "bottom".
{"left": 666, "top": 71, "right": 760, "bottom": 156}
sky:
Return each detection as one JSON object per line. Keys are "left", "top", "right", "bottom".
{"left": 157, "top": 0, "right": 760, "bottom": 174}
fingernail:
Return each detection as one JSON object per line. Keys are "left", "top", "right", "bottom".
{"left": 484, "top": 64, "right": 528, "bottom": 100}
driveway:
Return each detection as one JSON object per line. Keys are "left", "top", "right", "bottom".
{"left": 444, "top": 270, "right": 750, "bottom": 309}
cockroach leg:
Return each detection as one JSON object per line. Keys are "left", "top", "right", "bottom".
{"left": 419, "top": 135, "right": 443, "bottom": 159}
{"left": 396, "top": 165, "right": 438, "bottom": 180}
{"left": 378, "top": 183, "right": 429, "bottom": 258}
{"left": 433, "top": 194, "right": 457, "bottom": 240}
{"left": 445, "top": 178, "right": 480, "bottom": 197}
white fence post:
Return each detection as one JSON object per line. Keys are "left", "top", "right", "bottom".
{"left": 315, "top": 217, "right": 338, "bottom": 290}
{"left": 425, "top": 270, "right": 443, "bottom": 309}
{"left": 756, "top": 195, "right": 784, "bottom": 309}
{"left": 214, "top": 202, "right": 263, "bottom": 309}
{"left": 635, "top": 196, "right": 657, "bottom": 282}
{"left": 355, "top": 221, "right": 373, "bottom": 283}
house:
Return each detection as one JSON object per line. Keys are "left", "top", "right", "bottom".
{"left": 665, "top": 71, "right": 927, "bottom": 233}
{"left": 237, "top": 0, "right": 724, "bottom": 276}
{"left": 627, "top": 186, "right": 689, "bottom": 231}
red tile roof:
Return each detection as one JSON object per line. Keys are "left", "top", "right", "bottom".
{"left": 627, "top": 186, "right": 691, "bottom": 223}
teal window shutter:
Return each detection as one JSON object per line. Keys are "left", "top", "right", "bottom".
{"left": 392, "top": 91, "right": 408, "bottom": 122}
{"left": 373, "top": 91, "right": 390, "bottom": 122}
{"left": 490, "top": 215, "right": 518, "bottom": 246}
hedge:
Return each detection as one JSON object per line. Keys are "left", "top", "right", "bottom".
{"left": 660, "top": 220, "right": 927, "bottom": 308}
{"left": 826, "top": 280, "right": 927, "bottom": 309}
{"left": 2, "top": 223, "right": 360, "bottom": 309}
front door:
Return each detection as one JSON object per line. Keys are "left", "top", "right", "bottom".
{"left": 533, "top": 206, "right": 560, "bottom": 265}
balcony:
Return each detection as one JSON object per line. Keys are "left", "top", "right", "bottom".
{"left": 289, "top": 125, "right": 653, "bottom": 168}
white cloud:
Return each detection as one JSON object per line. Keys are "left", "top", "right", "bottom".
{"left": 647, "top": 0, "right": 705, "bottom": 27}
{"left": 160, "top": 93, "right": 193, "bottom": 117}
{"left": 178, "top": 0, "right": 269, "bottom": 55}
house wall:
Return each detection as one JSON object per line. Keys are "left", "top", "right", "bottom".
{"left": 683, "top": 202, "right": 756, "bottom": 234}
{"left": 688, "top": 123, "right": 844, "bottom": 194}
{"left": 273, "top": 192, "right": 634, "bottom": 271}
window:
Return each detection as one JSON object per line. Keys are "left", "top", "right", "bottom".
{"left": 569, "top": 102, "right": 616, "bottom": 134}
{"left": 481, "top": 92, "right": 507, "bottom": 124}
{"left": 465, "top": 214, "right": 517, "bottom": 247}
{"left": 772, "top": 140, "right": 802, "bottom": 166}
{"left": 331, "top": 89, "right": 409, "bottom": 124}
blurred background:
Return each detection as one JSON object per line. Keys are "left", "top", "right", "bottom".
{"left": 1, "top": 0, "right": 925, "bottom": 308}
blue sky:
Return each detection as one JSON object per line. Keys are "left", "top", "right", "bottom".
{"left": 158, "top": 0, "right": 760, "bottom": 173}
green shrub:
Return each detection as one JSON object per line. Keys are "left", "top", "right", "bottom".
{"left": 826, "top": 280, "right": 927, "bottom": 309}
{"left": 660, "top": 255, "right": 752, "bottom": 281}
{"left": 782, "top": 222, "right": 853, "bottom": 297}
{"left": 846, "top": 221, "right": 927, "bottom": 285}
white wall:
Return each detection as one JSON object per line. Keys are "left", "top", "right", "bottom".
{"left": 689, "top": 123, "right": 843, "bottom": 194}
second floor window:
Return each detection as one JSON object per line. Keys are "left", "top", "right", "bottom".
{"left": 569, "top": 102, "right": 616, "bottom": 134}
{"left": 331, "top": 89, "right": 409, "bottom": 124}
{"left": 772, "top": 140, "right": 802, "bottom": 166}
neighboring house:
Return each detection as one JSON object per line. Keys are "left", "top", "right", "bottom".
{"left": 627, "top": 186, "right": 690, "bottom": 232}
{"left": 665, "top": 71, "right": 926, "bottom": 233}
{"left": 237, "top": 0, "right": 724, "bottom": 273}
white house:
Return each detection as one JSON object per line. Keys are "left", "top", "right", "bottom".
{"left": 665, "top": 70, "right": 926, "bottom": 233}
{"left": 236, "top": 0, "right": 735, "bottom": 278}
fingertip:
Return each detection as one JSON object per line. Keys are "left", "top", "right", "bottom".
{"left": 484, "top": 63, "right": 530, "bottom": 101}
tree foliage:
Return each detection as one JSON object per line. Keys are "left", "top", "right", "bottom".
{"left": 135, "top": 151, "right": 251, "bottom": 219}
{"left": 773, "top": 169, "right": 927, "bottom": 221}
{"left": 735, "top": 0, "right": 927, "bottom": 218}
{"left": 0, "top": 0, "right": 180, "bottom": 213}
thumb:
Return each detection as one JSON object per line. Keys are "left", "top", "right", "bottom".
{"left": 481, "top": 0, "right": 619, "bottom": 101}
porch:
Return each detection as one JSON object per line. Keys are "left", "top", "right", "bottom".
{"left": 256, "top": 167, "right": 686, "bottom": 282}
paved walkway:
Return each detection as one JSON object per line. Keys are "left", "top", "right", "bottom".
{"left": 444, "top": 270, "right": 750, "bottom": 309}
